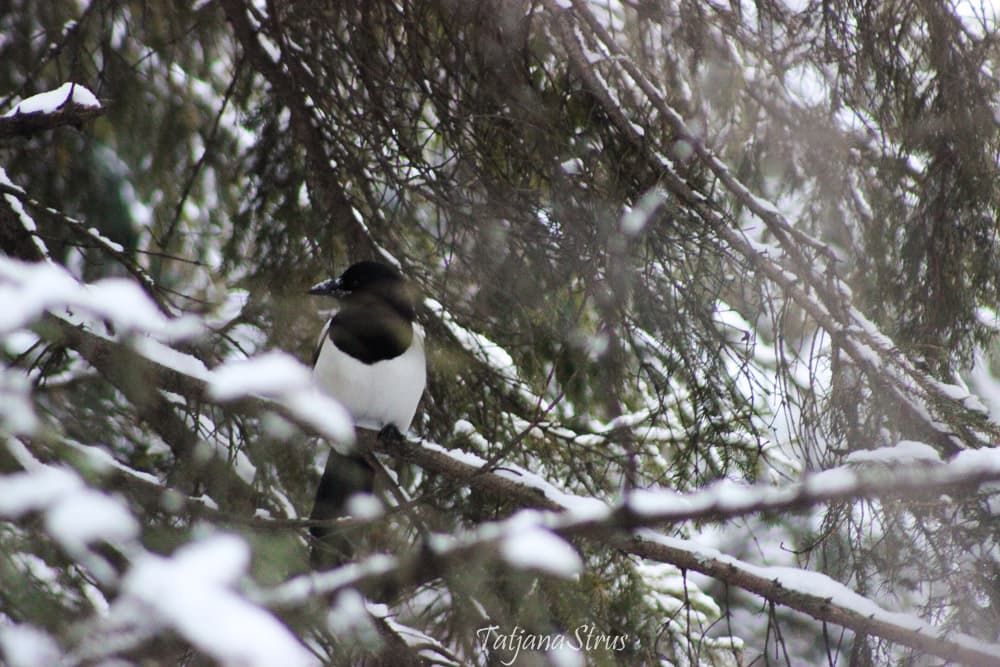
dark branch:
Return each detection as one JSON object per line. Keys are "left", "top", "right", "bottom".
{"left": 0, "top": 103, "right": 106, "bottom": 139}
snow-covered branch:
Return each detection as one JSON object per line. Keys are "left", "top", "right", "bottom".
{"left": 9, "top": 3, "right": 1000, "bottom": 663}
{"left": 27, "top": 269, "right": 1000, "bottom": 665}
{"left": 255, "top": 440, "right": 1000, "bottom": 667}
{"left": 0, "top": 176, "right": 172, "bottom": 314}
{"left": 549, "top": 0, "right": 998, "bottom": 457}
{"left": 0, "top": 82, "right": 104, "bottom": 138}
{"left": 624, "top": 532, "right": 1000, "bottom": 666}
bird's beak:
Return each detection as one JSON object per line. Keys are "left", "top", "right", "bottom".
{"left": 308, "top": 278, "right": 342, "bottom": 297}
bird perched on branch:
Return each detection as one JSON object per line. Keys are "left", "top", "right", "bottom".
{"left": 307, "top": 260, "right": 426, "bottom": 567}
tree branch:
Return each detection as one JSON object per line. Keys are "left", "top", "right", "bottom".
{"left": 42, "top": 315, "right": 261, "bottom": 513}
{"left": 549, "top": 0, "right": 997, "bottom": 456}
{"left": 261, "top": 451, "right": 1000, "bottom": 666}
{"left": 218, "top": 0, "right": 373, "bottom": 254}
{"left": 0, "top": 104, "right": 105, "bottom": 139}
{"left": 38, "top": 308, "right": 1000, "bottom": 664}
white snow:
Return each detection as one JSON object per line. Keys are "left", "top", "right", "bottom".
{"left": 547, "top": 644, "right": 586, "bottom": 667}
{"left": 205, "top": 288, "right": 249, "bottom": 329}
{"left": 0, "top": 464, "right": 137, "bottom": 566}
{"left": 0, "top": 258, "right": 198, "bottom": 340}
{"left": 133, "top": 337, "right": 210, "bottom": 380}
{"left": 706, "top": 479, "right": 769, "bottom": 511}
{"left": 620, "top": 188, "right": 666, "bottom": 235}
{"left": 500, "top": 524, "right": 583, "bottom": 578}
{"left": 345, "top": 493, "right": 383, "bottom": 521}
{"left": 426, "top": 509, "right": 584, "bottom": 578}
{"left": 417, "top": 438, "right": 610, "bottom": 520}
{"left": 4, "top": 82, "right": 100, "bottom": 116}
{"left": 261, "top": 554, "right": 397, "bottom": 607}
{"left": 419, "top": 438, "right": 490, "bottom": 468}
{"left": 44, "top": 488, "right": 138, "bottom": 553}
{"left": 783, "top": 63, "right": 828, "bottom": 107}
{"left": 86, "top": 226, "right": 124, "bottom": 253}
{"left": 966, "top": 349, "right": 1000, "bottom": 419}
{"left": 0, "top": 466, "right": 82, "bottom": 518}
{"left": 607, "top": 445, "right": 1000, "bottom": 528}
{"left": 81, "top": 277, "right": 197, "bottom": 336}
{"left": 931, "top": 379, "right": 990, "bottom": 414}
{"left": 802, "top": 467, "right": 857, "bottom": 495}
{"left": 761, "top": 564, "right": 909, "bottom": 621}
{"left": 638, "top": 560, "right": 720, "bottom": 620}
{"left": 0, "top": 369, "right": 38, "bottom": 435}
{"left": 559, "top": 157, "right": 583, "bottom": 174}
{"left": 0, "top": 624, "right": 61, "bottom": 667}
{"left": 207, "top": 351, "right": 353, "bottom": 443}
{"left": 952, "top": 446, "right": 1000, "bottom": 472}
{"left": 0, "top": 168, "right": 50, "bottom": 259}
{"left": 208, "top": 350, "right": 312, "bottom": 400}
{"left": 0, "top": 261, "right": 79, "bottom": 333}
{"left": 424, "top": 297, "right": 523, "bottom": 391}
{"left": 280, "top": 391, "right": 354, "bottom": 443}
{"left": 627, "top": 487, "right": 698, "bottom": 515}
{"left": 500, "top": 468, "right": 609, "bottom": 518}
{"left": 845, "top": 440, "right": 942, "bottom": 466}
{"left": 975, "top": 306, "right": 999, "bottom": 330}
{"left": 325, "top": 589, "right": 377, "bottom": 640}
{"left": 453, "top": 418, "right": 491, "bottom": 452}
{"left": 257, "top": 34, "right": 282, "bottom": 63}
{"left": 377, "top": 605, "right": 461, "bottom": 665}
{"left": 120, "top": 534, "right": 318, "bottom": 667}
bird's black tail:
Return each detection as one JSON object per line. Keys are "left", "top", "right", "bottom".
{"left": 309, "top": 429, "right": 377, "bottom": 569}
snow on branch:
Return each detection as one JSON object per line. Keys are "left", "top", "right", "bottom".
{"left": 20, "top": 253, "right": 1000, "bottom": 663}
{"left": 0, "top": 459, "right": 137, "bottom": 585}
{"left": 425, "top": 297, "right": 526, "bottom": 395}
{"left": 41, "top": 315, "right": 263, "bottom": 513}
{"left": 206, "top": 350, "right": 354, "bottom": 443}
{"left": 114, "top": 535, "right": 317, "bottom": 667}
{"left": 261, "top": 510, "right": 583, "bottom": 610}
{"left": 625, "top": 532, "right": 1000, "bottom": 666}
{"left": 255, "top": 437, "right": 1000, "bottom": 666}
{"left": 548, "top": 0, "right": 998, "bottom": 457}
{"left": 616, "top": 446, "right": 1000, "bottom": 527}
{"left": 311, "top": 434, "right": 1000, "bottom": 666}
{"left": 30, "top": 274, "right": 1000, "bottom": 662}
{"left": 0, "top": 258, "right": 195, "bottom": 340}
{"left": 0, "top": 168, "right": 50, "bottom": 262}
{"left": 0, "top": 176, "right": 169, "bottom": 314}
{"left": 0, "top": 82, "right": 104, "bottom": 138}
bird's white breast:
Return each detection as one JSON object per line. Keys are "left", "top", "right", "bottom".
{"left": 312, "top": 323, "right": 426, "bottom": 432}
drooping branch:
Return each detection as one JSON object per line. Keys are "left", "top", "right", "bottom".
{"left": 620, "top": 532, "right": 1000, "bottom": 667}
{"left": 547, "top": 0, "right": 998, "bottom": 456}
{"left": 7, "top": 3, "right": 995, "bottom": 662}
{"left": 218, "top": 0, "right": 374, "bottom": 255}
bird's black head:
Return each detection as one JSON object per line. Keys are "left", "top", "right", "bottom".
{"left": 309, "top": 261, "right": 416, "bottom": 319}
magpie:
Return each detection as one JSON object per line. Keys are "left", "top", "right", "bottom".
{"left": 307, "top": 260, "right": 426, "bottom": 567}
